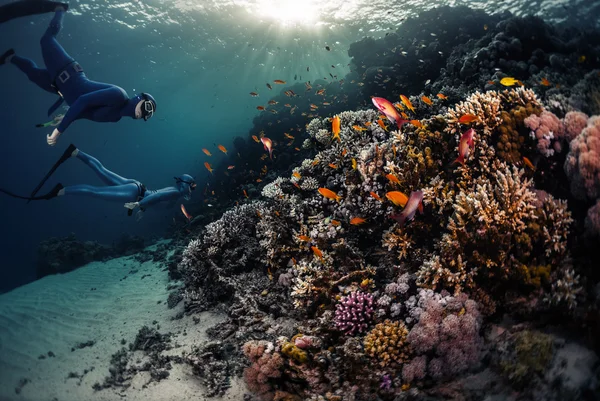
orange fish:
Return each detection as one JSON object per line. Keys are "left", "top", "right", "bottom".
{"left": 454, "top": 128, "right": 475, "bottom": 165}
{"left": 458, "top": 114, "right": 479, "bottom": 124}
{"left": 261, "top": 137, "right": 274, "bottom": 159}
{"left": 180, "top": 204, "right": 192, "bottom": 221}
{"left": 372, "top": 97, "right": 410, "bottom": 128}
{"left": 352, "top": 125, "right": 367, "bottom": 131}
{"left": 332, "top": 115, "right": 341, "bottom": 142}
{"left": 204, "top": 162, "right": 213, "bottom": 174}
{"left": 400, "top": 95, "right": 415, "bottom": 113}
{"left": 202, "top": 148, "right": 212, "bottom": 156}
{"left": 328, "top": 163, "right": 338, "bottom": 169}
{"left": 298, "top": 235, "right": 312, "bottom": 242}
{"left": 274, "top": 79, "right": 286, "bottom": 84}
{"left": 364, "top": 122, "right": 372, "bottom": 127}
{"left": 257, "top": 106, "right": 265, "bottom": 111}
{"left": 487, "top": 80, "right": 496, "bottom": 85}
{"left": 284, "top": 103, "right": 291, "bottom": 107}
{"left": 410, "top": 120, "right": 423, "bottom": 128}
{"left": 392, "top": 144, "right": 397, "bottom": 158}
{"left": 540, "top": 77, "right": 551, "bottom": 86}
{"left": 385, "top": 173, "right": 401, "bottom": 185}
{"left": 284, "top": 133, "right": 294, "bottom": 139}
{"left": 310, "top": 104, "right": 319, "bottom": 109}
{"left": 316, "top": 89, "right": 326, "bottom": 95}
{"left": 312, "top": 159, "right": 320, "bottom": 166}
{"left": 292, "top": 171, "right": 301, "bottom": 179}
{"left": 390, "top": 190, "right": 424, "bottom": 226}
{"left": 341, "top": 149, "right": 347, "bottom": 157}
{"left": 243, "top": 189, "right": 249, "bottom": 198}
{"left": 437, "top": 93, "right": 448, "bottom": 100}
{"left": 252, "top": 135, "right": 260, "bottom": 143}
{"left": 318, "top": 187, "right": 341, "bottom": 202}
{"left": 256, "top": 178, "right": 263, "bottom": 183}
{"left": 292, "top": 182, "right": 301, "bottom": 189}
{"left": 256, "top": 210, "right": 262, "bottom": 218}
{"left": 249, "top": 92, "right": 259, "bottom": 97}
{"left": 218, "top": 144, "right": 227, "bottom": 154}
{"left": 227, "top": 165, "right": 235, "bottom": 170}
{"left": 350, "top": 217, "right": 367, "bottom": 225}
{"left": 523, "top": 156, "right": 535, "bottom": 170}
{"left": 377, "top": 118, "right": 389, "bottom": 131}
{"left": 268, "top": 100, "right": 278, "bottom": 105}
{"left": 311, "top": 246, "right": 324, "bottom": 262}
{"left": 421, "top": 95, "right": 433, "bottom": 106}
{"left": 370, "top": 192, "right": 383, "bottom": 202}
{"left": 385, "top": 191, "right": 409, "bottom": 207}
{"left": 295, "top": 147, "right": 301, "bottom": 151}
{"left": 331, "top": 220, "right": 341, "bottom": 226}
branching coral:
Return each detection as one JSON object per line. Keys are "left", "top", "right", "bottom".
{"left": 334, "top": 291, "right": 375, "bottom": 336}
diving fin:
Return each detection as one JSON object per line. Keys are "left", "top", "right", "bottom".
{"left": 27, "top": 143, "right": 75, "bottom": 202}
{"left": 0, "top": 1, "right": 69, "bottom": 24}
{"left": 0, "top": 183, "right": 63, "bottom": 200}
{"left": 0, "top": 48, "right": 15, "bottom": 65}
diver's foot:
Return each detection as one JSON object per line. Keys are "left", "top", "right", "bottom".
{"left": 57, "top": 144, "right": 77, "bottom": 165}
{"left": 41, "top": 183, "right": 64, "bottom": 200}
{"left": 0, "top": 49, "right": 15, "bottom": 65}
{"left": 54, "top": 3, "right": 68, "bottom": 12}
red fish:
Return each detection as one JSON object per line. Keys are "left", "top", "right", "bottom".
{"left": 453, "top": 128, "right": 475, "bottom": 165}
{"left": 371, "top": 97, "right": 410, "bottom": 128}
{"left": 261, "top": 137, "right": 274, "bottom": 159}
{"left": 180, "top": 204, "right": 192, "bottom": 222}
{"left": 389, "top": 190, "right": 424, "bottom": 226}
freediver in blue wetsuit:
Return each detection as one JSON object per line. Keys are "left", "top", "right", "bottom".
{"left": 0, "top": 6, "right": 157, "bottom": 146}
{"left": 0, "top": 144, "right": 196, "bottom": 220}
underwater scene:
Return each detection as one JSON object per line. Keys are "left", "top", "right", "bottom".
{"left": 1, "top": 0, "right": 600, "bottom": 400}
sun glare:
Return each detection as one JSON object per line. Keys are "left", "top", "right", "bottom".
{"left": 256, "top": 0, "right": 318, "bottom": 26}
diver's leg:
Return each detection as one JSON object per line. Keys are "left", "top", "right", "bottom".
{"left": 40, "top": 10, "right": 74, "bottom": 78}
{"left": 5, "top": 54, "right": 56, "bottom": 93}
{"left": 59, "top": 183, "right": 140, "bottom": 202}
{"left": 74, "top": 149, "right": 137, "bottom": 186}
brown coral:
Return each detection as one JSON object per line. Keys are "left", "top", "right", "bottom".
{"left": 495, "top": 103, "right": 541, "bottom": 164}
{"left": 364, "top": 319, "right": 410, "bottom": 367}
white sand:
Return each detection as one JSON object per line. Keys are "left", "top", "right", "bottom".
{"left": 0, "top": 241, "right": 246, "bottom": 401}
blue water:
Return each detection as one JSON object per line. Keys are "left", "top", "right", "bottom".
{"left": 0, "top": 0, "right": 597, "bottom": 292}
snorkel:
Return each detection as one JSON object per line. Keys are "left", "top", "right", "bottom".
{"left": 174, "top": 174, "right": 196, "bottom": 201}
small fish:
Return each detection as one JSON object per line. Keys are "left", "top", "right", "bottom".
{"left": 540, "top": 77, "right": 551, "bottom": 86}
{"left": 316, "top": 89, "right": 326, "bottom": 95}
{"left": 202, "top": 148, "right": 212, "bottom": 156}
{"left": 311, "top": 246, "right": 324, "bottom": 262}
{"left": 268, "top": 100, "right": 278, "bottom": 105}
{"left": 266, "top": 83, "right": 272, "bottom": 90}
{"left": 243, "top": 189, "right": 249, "bottom": 198}
{"left": 458, "top": 114, "right": 479, "bottom": 124}
{"left": 331, "top": 219, "right": 341, "bottom": 226}
{"left": 274, "top": 79, "right": 286, "bottom": 84}
{"left": 385, "top": 191, "right": 409, "bottom": 207}
{"left": 325, "top": 46, "right": 331, "bottom": 51}
{"left": 385, "top": 173, "right": 401, "bottom": 185}
{"left": 350, "top": 217, "right": 367, "bottom": 225}
{"left": 328, "top": 163, "right": 338, "bottom": 169}
{"left": 341, "top": 148, "right": 347, "bottom": 157}
{"left": 204, "top": 162, "right": 213, "bottom": 174}
{"left": 298, "top": 235, "right": 311, "bottom": 242}
{"left": 487, "top": 80, "right": 496, "bottom": 85}
{"left": 292, "top": 171, "right": 301, "bottom": 179}
{"left": 257, "top": 106, "right": 265, "bottom": 111}
{"left": 180, "top": 204, "right": 192, "bottom": 221}
{"left": 332, "top": 115, "right": 341, "bottom": 142}
{"left": 227, "top": 165, "right": 235, "bottom": 170}
{"left": 312, "top": 159, "right": 320, "bottom": 166}
{"left": 249, "top": 92, "right": 259, "bottom": 97}
{"left": 269, "top": 109, "right": 278, "bottom": 114}
{"left": 390, "top": 190, "right": 424, "bottom": 226}
{"left": 261, "top": 137, "right": 274, "bottom": 159}
{"left": 252, "top": 135, "right": 260, "bottom": 143}
{"left": 500, "top": 77, "right": 519, "bottom": 86}
{"left": 523, "top": 156, "right": 536, "bottom": 171}
{"left": 310, "top": 104, "right": 319, "bottom": 109}
{"left": 318, "top": 187, "right": 341, "bottom": 202}
{"left": 483, "top": 24, "right": 488, "bottom": 30}
{"left": 256, "top": 178, "right": 263, "bottom": 182}
{"left": 284, "top": 133, "right": 294, "bottom": 139}
{"left": 454, "top": 128, "right": 476, "bottom": 165}
{"left": 294, "top": 147, "right": 301, "bottom": 151}
{"left": 218, "top": 144, "right": 227, "bottom": 154}
{"left": 370, "top": 192, "right": 383, "bottom": 202}
{"left": 400, "top": 95, "right": 415, "bottom": 113}
{"left": 392, "top": 144, "right": 397, "bottom": 158}
{"left": 372, "top": 97, "right": 410, "bottom": 128}
{"left": 421, "top": 95, "right": 433, "bottom": 106}
{"left": 284, "top": 103, "right": 291, "bottom": 107}
{"left": 578, "top": 55, "right": 586, "bottom": 63}
{"left": 410, "top": 120, "right": 423, "bottom": 128}
{"left": 377, "top": 119, "right": 388, "bottom": 131}
{"left": 351, "top": 158, "right": 357, "bottom": 169}
{"left": 352, "top": 125, "right": 367, "bottom": 131}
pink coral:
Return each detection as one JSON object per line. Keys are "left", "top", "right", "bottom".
{"left": 563, "top": 111, "right": 589, "bottom": 142}
{"left": 585, "top": 199, "right": 600, "bottom": 238}
{"left": 334, "top": 291, "right": 375, "bottom": 336}
{"left": 242, "top": 340, "right": 284, "bottom": 400}
{"left": 564, "top": 116, "right": 600, "bottom": 200}
{"left": 525, "top": 111, "right": 565, "bottom": 156}
{"left": 402, "top": 355, "right": 427, "bottom": 383}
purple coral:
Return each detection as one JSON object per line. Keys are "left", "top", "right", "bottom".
{"left": 334, "top": 291, "right": 374, "bottom": 336}
{"left": 525, "top": 110, "right": 565, "bottom": 156}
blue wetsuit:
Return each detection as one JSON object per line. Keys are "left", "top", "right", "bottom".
{"left": 65, "top": 150, "right": 192, "bottom": 210}
{"left": 8, "top": 11, "right": 144, "bottom": 133}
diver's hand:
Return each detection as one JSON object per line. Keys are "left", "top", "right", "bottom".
{"left": 47, "top": 128, "right": 61, "bottom": 146}
{"left": 135, "top": 210, "right": 144, "bottom": 222}
{"left": 124, "top": 201, "right": 140, "bottom": 210}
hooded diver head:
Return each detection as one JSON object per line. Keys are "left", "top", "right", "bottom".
{"left": 174, "top": 174, "right": 196, "bottom": 200}
{"left": 123, "top": 92, "right": 157, "bottom": 121}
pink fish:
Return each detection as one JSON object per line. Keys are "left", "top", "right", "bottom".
{"left": 453, "top": 128, "right": 475, "bottom": 165}
{"left": 389, "top": 190, "right": 423, "bottom": 226}
{"left": 180, "top": 204, "right": 192, "bottom": 222}
{"left": 261, "top": 137, "right": 274, "bottom": 159}
{"left": 371, "top": 97, "right": 410, "bottom": 128}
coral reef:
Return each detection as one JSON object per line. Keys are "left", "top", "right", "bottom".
{"left": 334, "top": 291, "right": 375, "bottom": 336}
{"left": 564, "top": 116, "right": 600, "bottom": 200}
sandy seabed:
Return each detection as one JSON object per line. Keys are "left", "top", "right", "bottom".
{"left": 0, "top": 241, "right": 246, "bottom": 401}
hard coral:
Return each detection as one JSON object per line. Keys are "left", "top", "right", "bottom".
{"left": 564, "top": 115, "right": 600, "bottom": 200}
{"left": 334, "top": 291, "right": 375, "bottom": 336}
{"left": 363, "top": 319, "right": 410, "bottom": 368}
{"left": 495, "top": 103, "right": 541, "bottom": 164}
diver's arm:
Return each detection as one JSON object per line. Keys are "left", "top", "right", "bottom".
{"left": 137, "top": 188, "right": 181, "bottom": 210}
{"left": 56, "top": 87, "right": 128, "bottom": 133}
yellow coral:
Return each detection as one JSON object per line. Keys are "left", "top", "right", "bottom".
{"left": 281, "top": 342, "right": 308, "bottom": 363}
{"left": 364, "top": 320, "right": 410, "bottom": 367}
